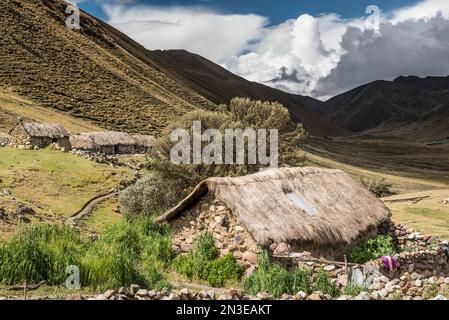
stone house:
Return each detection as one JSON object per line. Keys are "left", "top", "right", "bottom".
{"left": 8, "top": 121, "right": 71, "bottom": 150}
{"left": 156, "top": 167, "right": 392, "bottom": 268}
{"left": 70, "top": 131, "right": 155, "bottom": 155}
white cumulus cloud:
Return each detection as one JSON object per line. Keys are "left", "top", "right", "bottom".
{"left": 103, "top": 0, "right": 449, "bottom": 99}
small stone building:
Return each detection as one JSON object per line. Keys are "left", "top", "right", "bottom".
{"left": 70, "top": 131, "right": 155, "bottom": 155}
{"left": 156, "top": 167, "right": 392, "bottom": 268}
{"left": 8, "top": 121, "right": 71, "bottom": 150}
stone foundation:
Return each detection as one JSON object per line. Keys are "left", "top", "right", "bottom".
{"left": 171, "top": 196, "right": 259, "bottom": 270}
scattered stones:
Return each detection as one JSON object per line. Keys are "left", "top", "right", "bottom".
{"left": 129, "top": 284, "right": 140, "bottom": 295}
{"left": 136, "top": 289, "right": 148, "bottom": 297}
{"left": 103, "top": 289, "right": 115, "bottom": 299}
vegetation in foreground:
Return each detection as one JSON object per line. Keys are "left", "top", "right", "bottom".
{"left": 173, "top": 232, "right": 242, "bottom": 287}
{"left": 0, "top": 219, "right": 173, "bottom": 291}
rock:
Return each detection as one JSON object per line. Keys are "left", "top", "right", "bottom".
{"left": 295, "top": 291, "right": 307, "bottom": 300}
{"left": 307, "top": 292, "right": 322, "bottom": 301}
{"left": 354, "top": 292, "right": 370, "bottom": 300}
{"left": 273, "top": 242, "right": 289, "bottom": 255}
{"left": 95, "top": 294, "right": 107, "bottom": 300}
{"left": 432, "top": 295, "right": 448, "bottom": 300}
{"left": 3, "top": 189, "right": 11, "bottom": 196}
{"left": 256, "top": 292, "right": 271, "bottom": 300}
{"left": 323, "top": 265, "right": 336, "bottom": 272}
{"left": 103, "top": 289, "right": 115, "bottom": 299}
{"left": 235, "top": 226, "right": 244, "bottom": 232}
{"left": 370, "top": 291, "right": 384, "bottom": 300}
{"left": 167, "top": 293, "right": 180, "bottom": 300}
{"left": 414, "top": 279, "right": 423, "bottom": 287}
{"left": 118, "top": 287, "right": 128, "bottom": 295}
{"left": 129, "top": 284, "right": 140, "bottom": 295}
{"left": 136, "top": 289, "right": 148, "bottom": 297}
{"left": 337, "top": 295, "right": 352, "bottom": 300}
{"left": 243, "top": 252, "right": 258, "bottom": 265}
{"left": 66, "top": 294, "right": 85, "bottom": 300}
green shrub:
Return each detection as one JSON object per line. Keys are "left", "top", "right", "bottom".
{"left": 119, "top": 174, "right": 172, "bottom": 220}
{"left": 243, "top": 250, "right": 312, "bottom": 298}
{"left": 347, "top": 235, "right": 397, "bottom": 264}
{"left": 424, "top": 283, "right": 439, "bottom": 299}
{"left": 173, "top": 232, "right": 240, "bottom": 287}
{"left": 314, "top": 268, "right": 339, "bottom": 297}
{"left": 202, "top": 254, "right": 241, "bottom": 287}
{"left": 0, "top": 224, "right": 83, "bottom": 285}
{"left": 361, "top": 177, "right": 395, "bottom": 198}
{"left": 344, "top": 282, "right": 366, "bottom": 297}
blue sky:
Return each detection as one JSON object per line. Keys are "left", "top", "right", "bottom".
{"left": 80, "top": 0, "right": 420, "bottom": 25}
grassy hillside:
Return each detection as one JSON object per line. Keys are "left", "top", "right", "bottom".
{"left": 0, "top": 147, "right": 133, "bottom": 240}
{"left": 0, "top": 89, "right": 103, "bottom": 133}
{"left": 303, "top": 143, "right": 449, "bottom": 239}
{"left": 0, "top": 0, "right": 215, "bottom": 136}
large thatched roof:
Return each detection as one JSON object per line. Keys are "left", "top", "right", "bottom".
{"left": 12, "top": 122, "right": 70, "bottom": 138}
{"left": 156, "top": 167, "right": 391, "bottom": 247}
{"left": 70, "top": 131, "right": 155, "bottom": 149}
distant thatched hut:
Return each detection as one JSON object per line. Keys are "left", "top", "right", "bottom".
{"left": 156, "top": 167, "right": 391, "bottom": 263}
{"left": 70, "top": 131, "right": 155, "bottom": 155}
{"left": 9, "top": 121, "right": 71, "bottom": 150}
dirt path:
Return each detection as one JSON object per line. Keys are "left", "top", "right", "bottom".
{"left": 66, "top": 191, "right": 118, "bottom": 226}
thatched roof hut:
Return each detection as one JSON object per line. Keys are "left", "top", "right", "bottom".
{"left": 8, "top": 121, "right": 71, "bottom": 150}
{"left": 10, "top": 122, "right": 70, "bottom": 138}
{"left": 70, "top": 131, "right": 155, "bottom": 154}
{"left": 157, "top": 167, "right": 391, "bottom": 248}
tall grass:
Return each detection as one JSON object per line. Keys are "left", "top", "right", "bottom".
{"left": 0, "top": 218, "right": 174, "bottom": 290}
{"left": 0, "top": 224, "right": 83, "bottom": 285}
{"left": 243, "top": 250, "right": 313, "bottom": 298}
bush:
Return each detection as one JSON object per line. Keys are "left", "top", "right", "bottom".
{"left": 120, "top": 98, "right": 307, "bottom": 219}
{"left": 361, "top": 177, "right": 395, "bottom": 198}
{"left": 119, "top": 173, "right": 172, "bottom": 220}
{"left": 173, "top": 232, "right": 241, "bottom": 287}
{"left": 347, "top": 235, "right": 397, "bottom": 264}
{"left": 202, "top": 254, "right": 241, "bottom": 287}
{"left": 243, "top": 250, "right": 312, "bottom": 298}
{"left": 314, "top": 268, "right": 339, "bottom": 297}
{"left": 0, "top": 224, "right": 83, "bottom": 285}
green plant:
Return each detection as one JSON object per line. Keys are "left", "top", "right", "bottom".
{"left": 314, "top": 268, "right": 339, "bottom": 297}
{"left": 344, "top": 282, "right": 366, "bottom": 297}
{"left": 119, "top": 173, "right": 173, "bottom": 220}
{"left": 347, "top": 235, "right": 397, "bottom": 264}
{"left": 361, "top": 177, "right": 395, "bottom": 198}
{"left": 202, "top": 254, "right": 241, "bottom": 287}
{"left": 0, "top": 219, "right": 174, "bottom": 290}
{"left": 424, "top": 283, "right": 439, "bottom": 299}
{"left": 388, "top": 292, "right": 401, "bottom": 300}
{"left": 0, "top": 224, "right": 83, "bottom": 285}
{"left": 173, "top": 232, "right": 241, "bottom": 287}
{"left": 243, "top": 250, "right": 312, "bottom": 298}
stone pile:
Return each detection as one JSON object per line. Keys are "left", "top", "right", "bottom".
{"left": 70, "top": 149, "right": 119, "bottom": 166}
{"left": 0, "top": 134, "right": 11, "bottom": 147}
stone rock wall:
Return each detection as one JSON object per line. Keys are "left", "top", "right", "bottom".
{"left": 171, "top": 196, "right": 259, "bottom": 270}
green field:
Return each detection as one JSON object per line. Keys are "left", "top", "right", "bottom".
{"left": 0, "top": 147, "right": 133, "bottom": 240}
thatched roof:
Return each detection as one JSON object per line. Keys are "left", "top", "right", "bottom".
{"left": 132, "top": 134, "right": 156, "bottom": 147}
{"left": 70, "top": 131, "right": 155, "bottom": 149}
{"left": 11, "top": 122, "right": 70, "bottom": 138}
{"left": 156, "top": 167, "right": 391, "bottom": 247}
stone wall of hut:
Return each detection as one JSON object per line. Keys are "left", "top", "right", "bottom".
{"left": 171, "top": 195, "right": 260, "bottom": 271}
{"left": 9, "top": 124, "right": 32, "bottom": 148}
